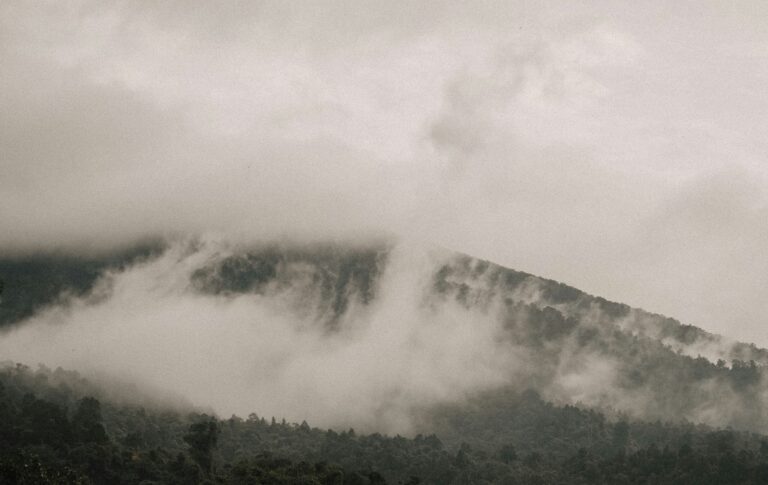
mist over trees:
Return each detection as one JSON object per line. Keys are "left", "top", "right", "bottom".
{"left": 4, "top": 362, "right": 768, "bottom": 484}
{"left": 0, "top": 243, "right": 162, "bottom": 327}
{"left": 3, "top": 1, "right": 768, "bottom": 483}
{"left": 2, "top": 243, "right": 768, "bottom": 483}
{"left": 2, "top": 242, "right": 768, "bottom": 433}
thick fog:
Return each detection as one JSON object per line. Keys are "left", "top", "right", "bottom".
{"left": 2, "top": 3, "right": 768, "bottom": 358}
{"left": 0, "top": 240, "right": 520, "bottom": 433}
{"left": 2, "top": 239, "right": 767, "bottom": 434}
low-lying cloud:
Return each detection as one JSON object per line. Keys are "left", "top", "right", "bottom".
{"left": 2, "top": 239, "right": 768, "bottom": 435}
{"left": 2, "top": 2, "right": 768, "bottom": 350}
{"left": 0, "top": 241, "right": 521, "bottom": 433}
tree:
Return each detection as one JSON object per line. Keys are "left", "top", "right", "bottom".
{"left": 613, "top": 421, "right": 630, "bottom": 450}
{"left": 72, "top": 397, "right": 107, "bottom": 443}
{"left": 184, "top": 416, "right": 220, "bottom": 476}
{"left": 499, "top": 444, "right": 517, "bottom": 464}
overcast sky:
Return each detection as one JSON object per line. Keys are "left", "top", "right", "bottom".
{"left": 2, "top": 1, "right": 768, "bottom": 344}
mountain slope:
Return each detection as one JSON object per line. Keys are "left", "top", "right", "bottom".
{"left": 4, "top": 361, "right": 768, "bottom": 484}
{"left": 1, "top": 240, "right": 767, "bottom": 434}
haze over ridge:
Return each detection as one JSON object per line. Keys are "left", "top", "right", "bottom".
{"left": 1, "top": 238, "right": 767, "bottom": 436}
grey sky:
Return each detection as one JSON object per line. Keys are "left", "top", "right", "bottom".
{"left": 2, "top": 1, "right": 768, "bottom": 344}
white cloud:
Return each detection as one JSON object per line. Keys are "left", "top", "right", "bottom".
{"left": 2, "top": 1, "right": 768, "bottom": 344}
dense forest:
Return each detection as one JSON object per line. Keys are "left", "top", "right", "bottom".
{"left": 4, "top": 245, "right": 768, "bottom": 483}
{"left": 3, "top": 362, "right": 768, "bottom": 484}
{"left": 0, "top": 244, "right": 163, "bottom": 327}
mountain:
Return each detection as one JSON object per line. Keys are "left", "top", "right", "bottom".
{"left": 1, "top": 241, "right": 767, "bottom": 432}
{"left": 2, "top": 240, "right": 768, "bottom": 483}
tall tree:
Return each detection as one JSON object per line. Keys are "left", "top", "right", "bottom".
{"left": 184, "top": 416, "right": 220, "bottom": 476}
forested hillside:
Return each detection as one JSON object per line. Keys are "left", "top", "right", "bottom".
{"left": 4, "top": 243, "right": 768, "bottom": 483}
{"left": 0, "top": 243, "right": 162, "bottom": 327}
{"left": 3, "top": 362, "right": 768, "bottom": 484}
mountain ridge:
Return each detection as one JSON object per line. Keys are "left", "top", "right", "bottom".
{"left": 3, "top": 241, "right": 762, "bottom": 366}
{"left": 2, "top": 240, "right": 767, "bottom": 434}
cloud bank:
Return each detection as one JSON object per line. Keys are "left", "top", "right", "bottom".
{"left": 2, "top": 1, "right": 768, "bottom": 342}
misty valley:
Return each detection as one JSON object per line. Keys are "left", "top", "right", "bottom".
{"left": 2, "top": 241, "right": 768, "bottom": 484}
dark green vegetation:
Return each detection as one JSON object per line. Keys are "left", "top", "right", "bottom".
{"left": 0, "top": 243, "right": 163, "bottom": 327}
{"left": 431, "top": 255, "right": 768, "bottom": 431}
{"left": 433, "top": 254, "right": 768, "bottom": 365}
{"left": 4, "top": 244, "right": 768, "bottom": 482}
{"left": 0, "top": 243, "right": 385, "bottom": 331}
{"left": 190, "top": 244, "right": 386, "bottom": 327}
{"left": 3, "top": 363, "right": 768, "bottom": 484}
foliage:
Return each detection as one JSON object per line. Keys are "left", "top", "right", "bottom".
{"left": 0, "top": 243, "right": 162, "bottom": 327}
{"left": 4, "top": 363, "right": 768, "bottom": 484}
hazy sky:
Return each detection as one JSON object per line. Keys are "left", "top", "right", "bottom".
{"left": 2, "top": 1, "right": 768, "bottom": 344}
